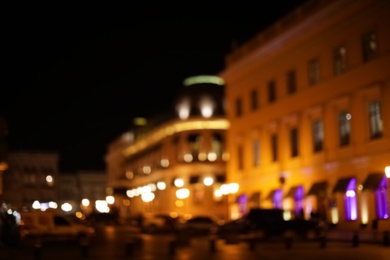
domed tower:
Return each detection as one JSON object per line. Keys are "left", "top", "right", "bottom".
{"left": 106, "top": 75, "right": 232, "bottom": 223}
{"left": 173, "top": 75, "right": 225, "bottom": 120}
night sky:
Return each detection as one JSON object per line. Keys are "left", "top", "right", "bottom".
{"left": 2, "top": 1, "right": 308, "bottom": 172}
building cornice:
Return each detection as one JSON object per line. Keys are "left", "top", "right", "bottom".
{"left": 122, "top": 118, "right": 229, "bottom": 157}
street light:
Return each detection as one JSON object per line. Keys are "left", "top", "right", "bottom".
{"left": 385, "top": 166, "right": 390, "bottom": 178}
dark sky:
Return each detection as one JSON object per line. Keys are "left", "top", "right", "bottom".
{"left": 2, "top": 1, "right": 308, "bottom": 172}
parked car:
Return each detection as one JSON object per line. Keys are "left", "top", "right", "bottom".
{"left": 217, "top": 208, "right": 327, "bottom": 241}
{"left": 19, "top": 211, "right": 95, "bottom": 242}
{"left": 176, "top": 216, "right": 219, "bottom": 236}
{"left": 141, "top": 213, "right": 179, "bottom": 234}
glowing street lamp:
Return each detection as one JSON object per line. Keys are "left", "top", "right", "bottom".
{"left": 385, "top": 166, "right": 390, "bottom": 178}
{"left": 106, "top": 195, "right": 115, "bottom": 205}
{"left": 176, "top": 188, "right": 190, "bottom": 199}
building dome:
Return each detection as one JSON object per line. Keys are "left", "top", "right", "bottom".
{"left": 173, "top": 75, "right": 225, "bottom": 120}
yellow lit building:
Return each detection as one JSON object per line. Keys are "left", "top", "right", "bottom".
{"left": 105, "top": 76, "right": 233, "bottom": 222}
{"left": 220, "top": 0, "right": 390, "bottom": 232}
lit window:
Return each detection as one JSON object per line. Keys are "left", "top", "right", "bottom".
{"left": 211, "top": 133, "right": 223, "bottom": 159}
{"left": 333, "top": 46, "right": 347, "bottom": 75}
{"left": 308, "top": 58, "right": 320, "bottom": 85}
{"left": 312, "top": 120, "right": 324, "bottom": 152}
{"left": 362, "top": 31, "right": 377, "bottom": 62}
{"left": 339, "top": 111, "right": 351, "bottom": 146}
{"left": 369, "top": 101, "right": 383, "bottom": 139}
{"left": 188, "top": 134, "right": 202, "bottom": 160}
{"left": 200, "top": 96, "right": 214, "bottom": 118}
{"left": 177, "top": 99, "right": 190, "bottom": 119}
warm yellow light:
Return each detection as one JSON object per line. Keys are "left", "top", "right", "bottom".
{"left": 198, "top": 153, "right": 207, "bottom": 161}
{"left": 176, "top": 188, "right": 190, "bottom": 199}
{"left": 220, "top": 184, "right": 229, "bottom": 195}
{"left": 75, "top": 212, "right": 83, "bottom": 219}
{"left": 385, "top": 166, "right": 390, "bottom": 178}
{"left": 160, "top": 159, "right": 169, "bottom": 167}
{"left": 200, "top": 97, "right": 214, "bottom": 118}
{"left": 175, "top": 200, "right": 184, "bottom": 207}
{"left": 141, "top": 192, "right": 155, "bottom": 202}
{"left": 214, "top": 189, "right": 222, "bottom": 197}
{"left": 331, "top": 208, "right": 339, "bottom": 224}
{"left": 106, "top": 195, "right": 115, "bottom": 204}
{"left": 207, "top": 152, "right": 217, "bottom": 161}
{"left": 143, "top": 166, "right": 151, "bottom": 174}
{"left": 126, "top": 190, "right": 135, "bottom": 198}
{"left": 222, "top": 152, "right": 230, "bottom": 161}
{"left": 126, "top": 171, "right": 134, "bottom": 179}
{"left": 184, "top": 154, "right": 193, "bottom": 162}
{"left": 229, "top": 183, "right": 239, "bottom": 194}
{"left": 123, "top": 199, "right": 130, "bottom": 206}
{"left": 81, "top": 199, "right": 90, "bottom": 207}
{"left": 134, "top": 117, "right": 147, "bottom": 126}
{"left": 177, "top": 100, "right": 190, "bottom": 120}
{"left": 0, "top": 162, "right": 8, "bottom": 171}
{"left": 203, "top": 177, "right": 214, "bottom": 186}
{"left": 106, "top": 187, "right": 113, "bottom": 195}
{"left": 46, "top": 175, "right": 53, "bottom": 183}
{"left": 157, "top": 181, "right": 166, "bottom": 190}
{"left": 174, "top": 178, "right": 184, "bottom": 188}
{"left": 170, "top": 212, "right": 178, "bottom": 218}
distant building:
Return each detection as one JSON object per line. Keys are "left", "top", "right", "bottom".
{"left": 77, "top": 171, "right": 107, "bottom": 214}
{"left": 221, "top": 0, "right": 390, "bottom": 231}
{"left": 3, "top": 151, "right": 60, "bottom": 211}
{"left": 58, "top": 171, "right": 107, "bottom": 215}
{"left": 105, "top": 75, "right": 231, "bottom": 222}
{"left": 58, "top": 172, "right": 80, "bottom": 213}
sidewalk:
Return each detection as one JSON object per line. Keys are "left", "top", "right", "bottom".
{"left": 325, "top": 228, "right": 390, "bottom": 245}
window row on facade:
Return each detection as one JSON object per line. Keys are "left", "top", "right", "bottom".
{"left": 123, "top": 131, "right": 226, "bottom": 179}
{"left": 236, "top": 98, "right": 384, "bottom": 170}
{"left": 235, "top": 30, "right": 379, "bottom": 117}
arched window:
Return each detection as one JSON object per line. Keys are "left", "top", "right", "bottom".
{"left": 211, "top": 133, "right": 223, "bottom": 159}
{"left": 187, "top": 134, "right": 202, "bottom": 159}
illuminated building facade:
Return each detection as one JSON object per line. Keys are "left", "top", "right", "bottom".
{"left": 105, "top": 76, "right": 233, "bottom": 221}
{"left": 221, "top": 0, "right": 390, "bottom": 231}
{"left": 3, "top": 151, "right": 60, "bottom": 211}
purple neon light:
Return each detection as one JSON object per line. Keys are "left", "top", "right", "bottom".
{"left": 237, "top": 194, "right": 248, "bottom": 216}
{"left": 273, "top": 189, "right": 283, "bottom": 209}
{"left": 294, "top": 186, "right": 304, "bottom": 215}
{"left": 375, "top": 177, "right": 389, "bottom": 219}
{"left": 345, "top": 178, "right": 357, "bottom": 221}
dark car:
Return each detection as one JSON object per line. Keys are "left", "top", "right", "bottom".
{"left": 141, "top": 213, "right": 179, "bottom": 234}
{"left": 217, "top": 208, "right": 326, "bottom": 241}
{"left": 176, "top": 216, "right": 219, "bottom": 236}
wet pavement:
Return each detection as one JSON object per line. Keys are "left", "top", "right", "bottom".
{"left": 1, "top": 225, "right": 389, "bottom": 259}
